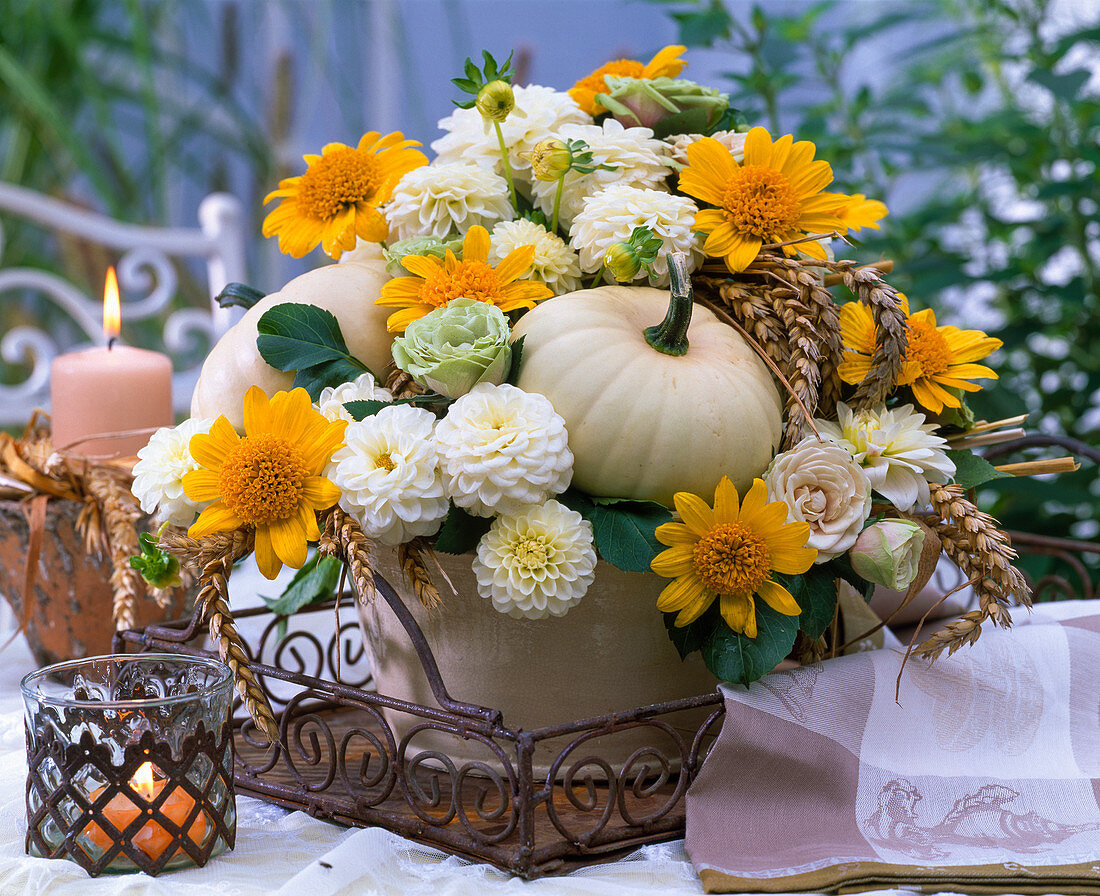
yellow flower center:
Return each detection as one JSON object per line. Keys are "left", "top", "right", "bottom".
{"left": 692, "top": 522, "right": 772, "bottom": 596}
{"left": 218, "top": 434, "right": 308, "bottom": 526}
{"left": 375, "top": 452, "right": 396, "bottom": 472}
{"left": 512, "top": 537, "right": 549, "bottom": 572}
{"left": 906, "top": 318, "right": 952, "bottom": 377}
{"left": 298, "top": 148, "right": 382, "bottom": 220}
{"left": 419, "top": 261, "right": 503, "bottom": 309}
{"left": 722, "top": 165, "right": 799, "bottom": 239}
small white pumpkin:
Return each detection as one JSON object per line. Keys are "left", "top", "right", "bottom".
{"left": 191, "top": 245, "right": 394, "bottom": 428}
{"left": 511, "top": 256, "right": 783, "bottom": 506}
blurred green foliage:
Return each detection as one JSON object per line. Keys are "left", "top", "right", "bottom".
{"left": 662, "top": 0, "right": 1099, "bottom": 582}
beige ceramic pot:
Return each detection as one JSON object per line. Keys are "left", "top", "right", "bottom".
{"left": 359, "top": 547, "right": 717, "bottom": 777}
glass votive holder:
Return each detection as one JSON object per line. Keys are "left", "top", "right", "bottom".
{"left": 22, "top": 653, "right": 236, "bottom": 876}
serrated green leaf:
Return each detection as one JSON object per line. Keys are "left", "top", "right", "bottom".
{"left": 262, "top": 554, "right": 342, "bottom": 616}
{"left": 702, "top": 602, "right": 798, "bottom": 685}
{"left": 291, "top": 359, "right": 367, "bottom": 401}
{"left": 433, "top": 503, "right": 492, "bottom": 555}
{"left": 342, "top": 399, "right": 390, "bottom": 421}
{"left": 946, "top": 448, "right": 1013, "bottom": 489}
{"left": 256, "top": 303, "right": 370, "bottom": 375}
{"left": 584, "top": 500, "right": 673, "bottom": 572}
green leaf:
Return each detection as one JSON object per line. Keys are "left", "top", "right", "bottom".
{"left": 825, "top": 557, "right": 874, "bottom": 603}
{"left": 343, "top": 399, "right": 390, "bottom": 421}
{"left": 290, "top": 359, "right": 366, "bottom": 400}
{"left": 946, "top": 448, "right": 1013, "bottom": 489}
{"left": 214, "top": 282, "right": 266, "bottom": 311}
{"left": 433, "top": 504, "right": 493, "bottom": 555}
{"left": 583, "top": 499, "right": 673, "bottom": 573}
{"left": 672, "top": 0, "right": 733, "bottom": 45}
{"left": 262, "top": 554, "right": 343, "bottom": 616}
{"left": 776, "top": 569, "right": 839, "bottom": 640}
{"left": 506, "top": 335, "right": 525, "bottom": 386}
{"left": 702, "top": 602, "right": 799, "bottom": 685}
{"left": 663, "top": 606, "right": 710, "bottom": 661}
{"left": 1027, "top": 68, "right": 1090, "bottom": 101}
{"left": 257, "top": 303, "right": 363, "bottom": 370}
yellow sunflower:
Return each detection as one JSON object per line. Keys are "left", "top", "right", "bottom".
{"left": 839, "top": 294, "right": 1003, "bottom": 413}
{"left": 183, "top": 386, "right": 347, "bottom": 579}
{"left": 651, "top": 477, "right": 816, "bottom": 638}
{"left": 829, "top": 192, "right": 888, "bottom": 233}
{"left": 262, "top": 131, "right": 427, "bottom": 260}
{"left": 569, "top": 45, "right": 687, "bottom": 116}
{"left": 375, "top": 225, "right": 553, "bottom": 333}
{"left": 678, "top": 127, "right": 846, "bottom": 273}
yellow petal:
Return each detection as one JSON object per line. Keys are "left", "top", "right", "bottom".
{"left": 189, "top": 416, "right": 239, "bottom": 470}
{"left": 399, "top": 255, "right": 443, "bottom": 281}
{"left": 188, "top": 502, "right": 244, "bottom": 539}
{"left": 712, "top": 476, "right": 740, "bottom": 524}
{"left": 672, "top": 491, "right": 715, "bottom": 536}
{"left": 253, "top": 528, "right": 283, "bottom": 580}
{"left": 643, "top": 44, "right": 687, "bottom": 79}
{"left": 657, "top": 575, "right": 706, "bottom": 614}
{"left": 757, "top": 579, "right": 801, "bottom": 616}
{"left": 243, "top": 385, "right": 273, "bottom": 436}
{"left": 651, "top": 545, "right": 696, "bottom": 578}
{"left": 742, "top": 127, "right": 773, "bottom": 167}
{"left": 183, "top": 469, "right": 223, "bottom": 503}
{"left": 384, "top": 305, "right": 431, "bottom": 334}
{"left": 736, "top": 479, "right": 769, "bottom": 525}
{"left": 654, "top": 521, "right": 697, "bottom": 547}
{"left": 492, "top": 245, "right": 536, "bottom": 285}
{"left": 301, "top": 475, "right": 342, "bottom": 509}
{"left": 462, "top": 225, "right": 490, "bottom": 263}
{"left": 298, "top": 501, "right": 321, "bottom": 542}
{"left": 266, "top": 515, "right": 308, "bottom": 570}
{"left": 723, "top": 234, "right": 763, "bottom": 273}
{"left": 720, "top": 592, "right": 756, "bottom": 637}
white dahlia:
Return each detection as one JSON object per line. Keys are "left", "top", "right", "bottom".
{"left": 529, "top": 119, "right": 672, "bottom": 229}
{"left": 328, "top": 405, "right": 448, "bottom": 546}
{"left": 316, "top": 372, "right": 393, "bottom": 423}
{"left": 434, "top": 383, "right": 573, "bottom": 517}
{"left": 489, "top": 218, "right": 582, "bottom": 295}
{"left": 131, "top": 417, "right": 216, "bottom": 527}
{"left": 473, "top": 499, "right": 597, "bottom": 619}
{"left": 815, "top": 403, "right": 956, "bottom": 511}
{"left": 432, "top": 84, "right": 591, "bottom": 189}
{"left": 570, "top": 184, "right": 704, "bottom": 286}
{"left": 385, "top": 162, "right": 513, "bottom": 242}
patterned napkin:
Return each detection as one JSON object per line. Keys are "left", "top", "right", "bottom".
{"left": 686, "top": 601, "right": 1100, "bottom": 894}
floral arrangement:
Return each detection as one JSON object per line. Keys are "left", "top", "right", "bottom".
{"left": 130, "top": 46, "right": 1053, "bottom": 734}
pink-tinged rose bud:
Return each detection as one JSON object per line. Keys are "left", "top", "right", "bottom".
{"left": 850, "top": 520, "right": 925, "bottom": 590}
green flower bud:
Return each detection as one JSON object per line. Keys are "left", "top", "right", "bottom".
{"left": 604, "top": 242, "right": 642, "bottom": 282}
{"left": 850, "top": 520, "right": 926, "bottom": 591}
{"left": 526, "top": 138, "right": 573, "bottom": 182}
{"left": 391, "top": 298, "right": 512, "bottom": 399}
{"left": 383, "top": 235, "right": 465, "bottom": 278}
{"left": 129, "top": 532, "right": 183, "bottom": 589}
{"left": 476, "top": 80, "right": 515, "bottom": 123}
{"left": 598, "top": 76, "right": 729, "bottom": 139}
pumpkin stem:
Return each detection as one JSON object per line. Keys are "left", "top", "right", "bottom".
{"left": 643, "top": 253, "right": 692, "bottom": 357}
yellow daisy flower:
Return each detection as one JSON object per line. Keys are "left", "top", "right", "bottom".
{"left": 375, "top": 225, "right": 553, "bottom": 333}
{"left": 678, "top": 127, "right": 845, "bottom": 273}
{"left": 569, "top": 45, "right": 687, "bottom": 116}
{"left": 262, "top": 131, "right": 427, "bottom": 259}
{"left": 839, "top": 295, "right": 1003, "bottom": 414}
{"left": 183, "top": 386, "right": 347, "bottom": 579}
{"left": 651, "top": 477, "right": 817, "bottom": 638}
{"left": 829, "top": 192, "right": 888, "bottom": 232}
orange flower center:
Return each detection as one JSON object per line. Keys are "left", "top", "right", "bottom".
{"left": 722, "top": 165, "right": 799, "bottom": 239}
{"left": 906, "top": 318, "right": 952, "bottom": 377}
{"left": 219, "top": 434, "right": 308, "bottom": 526}
{"left": 418, "top": 261, "right": 503, "bottom": 309}
{"left": 692, "top": 522, "right": 772, "bottom": 596}
{"left": 298, "top": 148, "right": 382, "bottom": 220}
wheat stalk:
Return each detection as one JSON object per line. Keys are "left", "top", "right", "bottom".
{"left": 384, "top": 367, "right": 424, "bottom": 400}
{"left": 85, "top": 468, "right": 144, "bottom": 631}
{"left": 320, "top": 507, "right": 378, "bottom": 607}
{"left": 841, "top": 266, "right": 908, "bottom": 410}
{"left": 398, "top": 538, "right": 443, "bottom": 610}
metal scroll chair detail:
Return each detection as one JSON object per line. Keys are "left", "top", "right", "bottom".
{"left": 0, "top": 182, "right": 247, "bottom": 426}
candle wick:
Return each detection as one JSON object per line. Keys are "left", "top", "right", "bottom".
{"left": 107, "top": 336, "right": 117, "bottom": 351}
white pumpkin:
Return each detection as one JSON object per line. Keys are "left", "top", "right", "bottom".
{"left": 191, "top": 245, "right": 394, "bottom": 428}
{"left": 511, "top": 262, "right": 783, "bottom": 507}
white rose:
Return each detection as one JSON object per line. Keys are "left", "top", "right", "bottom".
{"left": 764, "top": 439, "right": 873, "bottom": 563}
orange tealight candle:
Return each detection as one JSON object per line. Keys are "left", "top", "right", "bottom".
{"left": 86, "top": 761, "right": 208, "bottom": 861}
{"left": 49, "top": 267, "right": 173, "bottom": 459}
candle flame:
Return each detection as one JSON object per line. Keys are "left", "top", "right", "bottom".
{"left": 132, "top": 760, "right": 157, "bottom": 800}
{"left": 103, "top": 267, "right": 121, "bottom": 341}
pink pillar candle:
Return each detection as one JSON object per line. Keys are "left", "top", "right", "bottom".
{"left": 50, "top": 345, "right": 173, "bottom": 459}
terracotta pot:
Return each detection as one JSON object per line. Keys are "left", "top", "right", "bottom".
{"left": 360, "top": 548, "right": 716, "bottom": 776}
{"left": 0, "top": 499, "right": 191, "bottom": 667}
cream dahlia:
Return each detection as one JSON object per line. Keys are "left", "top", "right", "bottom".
{"left": 131, "top": 417, "right": 216, "bottom": 527}
{"left": 432, "top": 84, "right": 591, "bottom": 189}
{"left": 434, "top": 383, "right": 573, "bottom": 517}
{"left": 569, "top": 184, "right": 704, "bottom": 286}
{"left": 489, "top": 218, "right": 582, "bottom": 295}
{"left": 473, "top": 499, "right": 597, "bottom": 619}
{"left": 815, "top": 402, "right": 956, "bottom": 511}
{"left": 328, "top": 404, "right": 448, "bottom": 546}
{"left": 529, "top": 119, "right": 672, "bottom": 229}
{"left": 385, "top": 162, "right": 514, "bottom": 242}
{"left": 316, "top": 372, "right": 393, "bottom": 423}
